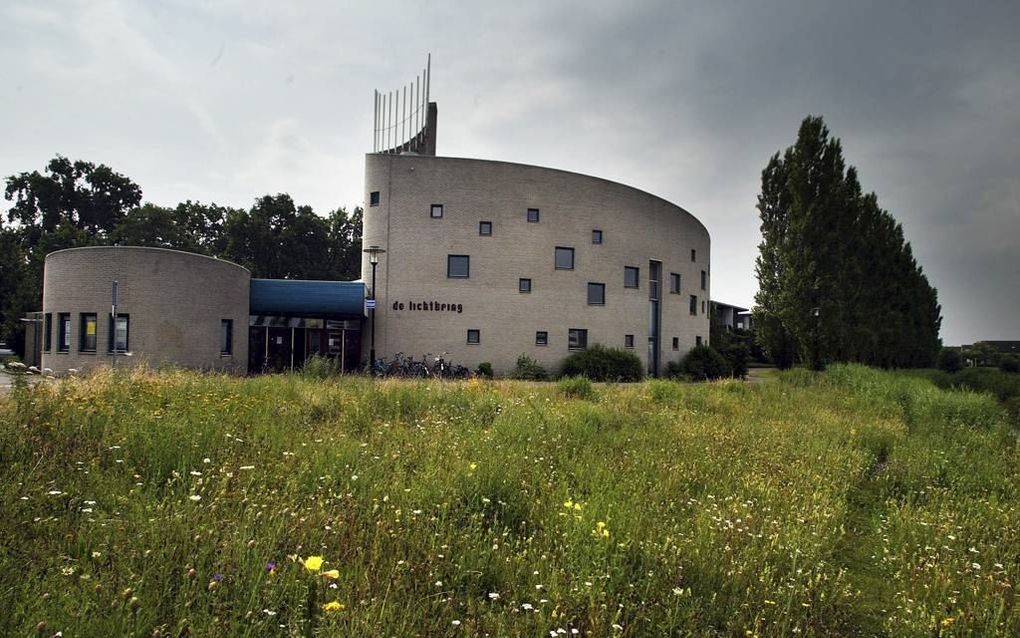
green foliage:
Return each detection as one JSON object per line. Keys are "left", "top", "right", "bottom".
{"left": 999, "top": 355, "right": 1020, "bottom": 374}
{"left": 663, "top": 360, "right": 685, "bottom": 379}
{"left": 679, "top": 345, "right": 731, "bottom": 381}
{"left": 511, "top": 354, "right": 547, "bottom": 381}
{"left": 557, "top": 375, "right": 597, "bottom": 400}
{"left": 559, "top": 344, "right": 643, "bottom": 382}
{"left": 475, "top": 362, "right": 494, "bottom": 379}
{"left": 301, "top": 354, "right": 343, "bottom": 379}
{"left": 754, "top": 117, "right": 941, "bottom": 370}
{"left": 937, "top": 348, "right": 964, "bottom": 373}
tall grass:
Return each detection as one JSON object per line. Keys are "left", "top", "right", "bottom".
{"left": 1, "top": 365, "right": 1016, "bottom": 636}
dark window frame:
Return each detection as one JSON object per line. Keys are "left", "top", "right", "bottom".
{"left": 624, "top": 266, "right": 640, "bottom": 289}
{"left": 554, "top": 246, "right": 575, "bottom": 270}
{"left": 519, "top": 278, "right": 532, "bottom": 293}
{"left": 79, "top": 313, "right": 98, "bottom": 353}
{"left": 690, "top": 295, "right": 698, "bottom": 316}
{"left": 670, "top": 272, "right": 681, "bottom": 294}
{"left": 592, "top": 229, "right": 603, "bottom": 244}
{"left": 447, "top": 254, "right": 470, "bottom": 278}
{"left": 587, "top": 282, "right": 606, "bottom": 306}
{"left": 44, "top": 313, "right": 52, "bottom": 351}
{"left": 696, "top": 336, "right": 703, "bottom": 347}
{"left": 701, "top": 270, "right": 707, "bottom": 291}
{"left": 466, "top": 329, "right": 480, "bottom": 345}
{"left": 430, "top": 204, "right": 444, "bottom": 219}
{"left": 108, "top": 314, "right": 130, "bottom": 353}
{"left": 57, "top": 313, "right": 70, "bottom": 353}
{"left": 479, "top": 221, "right": 493, "bottom": 236}
{"left": 568, "top": 328, "right": 588, "bottom": 351}
{"left": 369, "top": 191, "right": 380, "bottom": 207}
{"left": 536, "top": 331, "right": 548, "bottom": 346}
{"left": 221, "top": 319, "right": 233, "bottom": 355}
{"left": 672, "top": 337, "right": 679, "bottom": 351}
{"left": 691, "top": 248, "right": 697, "bottom": 262}
{"left": 527, "top": 208, "right": 540, "bottom": 223}
{"left": 624, "top": 334, "right": 634, "bottom": 349}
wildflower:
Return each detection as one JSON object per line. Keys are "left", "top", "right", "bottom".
{"left": 322, "top": 600, "right": 345, "bottom": 613}
{"left": 189, "top": 495, "right": 201, "bottom": 502}
{"left": 942, "top": 617, "right": 955, "bottom": 628}
{"left": 321, "top": 569, "right": 340, "bottom": 580}
{"left": 303, "top": 556, "right": 324, "bottom": 572}
{"left": 239, "top": 465, "right": 255, "bottom": 471}
{"left": 211, "top": 572, "right": 224, "bottom": 582}
{"left": 451, "top": 620, "right": 461, "bottom": 626}
{"left": 593, "top": 521, "right": 610, "bottom": 538}
{"left": 265, "top": 561, "right": 277, "bottom": 573}
{"left": 488, "top": 592, "right": 500, "bottom": 600}
{"left": 469, "top": 463, "right": 478, "bottom": 472}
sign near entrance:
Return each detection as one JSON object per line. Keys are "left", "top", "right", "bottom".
{"left": 393, "top": 300, "right": 463, "bottom": 314}
{"left": 365, "top": 299, "right": 376, "bottom": 310}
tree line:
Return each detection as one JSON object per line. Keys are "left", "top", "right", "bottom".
{"left": 754, "top": 116, "right": 942, "bottom": 369}
{"left": 1, "top": 155, "right": 363, "bottom": 356}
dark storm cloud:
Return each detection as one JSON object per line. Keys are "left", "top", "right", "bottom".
{"left": 1, "top": 1, "right": 1016, "bottom": 344}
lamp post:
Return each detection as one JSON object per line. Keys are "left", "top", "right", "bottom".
{"left": 363, "top": 245, "right": 386, "bottom": 367}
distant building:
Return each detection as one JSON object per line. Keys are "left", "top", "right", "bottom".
{"left": 710, "top": 301, "right": 749, "bottom": 332}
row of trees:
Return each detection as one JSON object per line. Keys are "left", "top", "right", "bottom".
{"left": 754, "top": 117, "right": 942, "bottom": 369}
{"left": 1, "top": 156, "right": 363, "bottom": 356}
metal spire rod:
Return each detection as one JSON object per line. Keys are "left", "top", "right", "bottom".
{"left": 402, "top": 83, "right": 407, "bottom": 151}
{"left": 426, "top": 53, "right": 431, "bottom": 105}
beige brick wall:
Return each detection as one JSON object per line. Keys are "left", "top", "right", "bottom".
{"left": 41, "top": 247, "right": 250, "bottom": 375}
{"left": 362, "top": 154, "right": 711, "bottom": 376}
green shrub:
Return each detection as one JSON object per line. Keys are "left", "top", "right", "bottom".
{"left": 1000, "top": 355, "right": 1020, "bottom": 374}
{"left": 475, "top": 362, "right": 494, "bottom": 379}
{"left": 679, "top": 345, "right": 730, "bottom": 381}
{"left": 937, "top": 348, "right": 964, "bottom": 373}
{"left": 559, "top": 344, "right": 643, "bottom": 382}
{"left": 719, "top": 341, "right": 750, "bottom": 379}
{"left": 512, "top": 354, "right": 548, "bottom": 381}
{"left": 301, "top": 354, "right": 342, "bottom": 379}
{"left": 664, "top": 360, "right": 685, "bottom": 379}
{"left": 557, "top": 375, "right": 597, "bottom": 400}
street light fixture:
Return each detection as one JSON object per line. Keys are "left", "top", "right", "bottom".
{"left": 362, "top": 245, "right": 386, "bottom": 368}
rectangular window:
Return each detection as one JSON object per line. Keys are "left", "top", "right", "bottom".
{"left": 220, "top": 319, "right": 233, "bottom": 355}
{"left": 536, "top": 331, "right": 548, "bottom": 346}
{"left": 672, "top": 337, "right": 679, "bottom": 351}
{"left": 696, "top": 336, "right": 703, "bottom": 347}
{"left": 108, "top": 314, "right": 129, "bottom": 353}
{"left": 519, "top": 278, "right": 532, "bottom": 293}
{"left": 624, "top": 334, "right": 634, "bottom": 348}
{"left": 592, "top": 229, "right": 603, "bottom": 244}
{"left": 624, "top": 266, "right": 640, "bottom": 289}
{"left": 701, "top": 270, "right": 707, "bottom": 290}
{"left": 479, "top": 221, "right": 492, "bottom": 236}
{"left": 690, "top": 295, "right": 698, "bottom": 316}
{"left": 44, "top": 313, "right": 52, "bottom": 351}
{"left": 691, "top": 248, "right": 697, "bottom": 262}
{"left": 587, "top": 282, "right": 605, "bottom": 305}
{"left": 447, "top": 255, "right": 470, "bottom": 278}
{"left": 670, "top": 273, "right": 681, "bottom": 294}
{"left": 430, "top": 204, "right": 444, "bottom": 218}
{"left": 369, "top": 191, "right": 380, "bottom": 207}
{"left": 554, "top": 246, "right": 574, "bottom": 270}
{"left": 702, "top": 300, "right": 706, "bottom": 314}
{"left": 57, "top": 313, "right": 70, "bottom": 352}
{"left": 527, "top": 208, "right": 540, "bottom": 223}
{"left": 568, "top": 328, "right": 588, "bottom": 350}
{"left": 79, "top": 313, "right": 97, "bottom": 352}
{"left": 467, "top": 329, "right": 480, "bottom": 345}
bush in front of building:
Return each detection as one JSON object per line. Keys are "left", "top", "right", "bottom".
{"left": 559, "top": 344, "right": 643, "bottom": 382}
{"left": 301, "top": 354, "right": 343, "bottom": 378}
{"left": 557, "top": 376, "right": 597, "bottom": 400}
{"left": 937, "top": 348, "right": 964, "bottom": 373}
{"left": 1000, "top": 355, "right": 1020, "bottom": 374}
{"left": 475, "top": 362, "right": 494, "bottom": 379}
{"left": 512, "top": 354, "right": 548, "bottom": 381}
{"left": 677, "top": 345, "right": 731, "bottom": 381}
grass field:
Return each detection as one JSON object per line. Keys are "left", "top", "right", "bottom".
{"left": 1, "top": 365, "right": 1017, "bottom": 636}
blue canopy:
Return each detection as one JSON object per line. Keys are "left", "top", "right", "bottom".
{"left": 250, "top": 279, "right": 366, "bottom": 317}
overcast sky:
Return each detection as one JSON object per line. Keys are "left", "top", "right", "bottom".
{"left": 2, "top": 1, "right": 1017, "bottom": 345}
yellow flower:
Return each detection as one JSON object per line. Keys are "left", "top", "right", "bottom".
{"left": 303, "top": 556, "right": 324, "bottom": 572}
{"left": 469, "top": 462, "right": 478, "bottom": 472}
{"left": 941, "top": 617, "right": 955, "bottom": 628}
{"left": 322, "top": 600, "right": 345, "bottom": 613}
{"left": 321, "top": 569, "right": 340, "bottom": 580}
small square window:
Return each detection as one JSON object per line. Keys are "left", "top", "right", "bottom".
{"left": 519, "top": 278, "right": 532, "bottom": 293}
{"left": 592, "top": 229, "right": 603, "bottom": 244}
{"left": 527, "top": 208, "right": 540, "bottom": 223}
{"left": 370, "top": 191, "right": 380, "bottom": 207}
{"left": 624, "top": 334, "right": 634, "bottom": 348}
{"left": 430, "top": 204, "right": 444, "bottom": 218}
{"left": 701, "top": 270, "right": 707, "bottom": 290}
{"left": 624, "top": 266, "right": 640, "bottom": 289}
{"left": 554, "top": 246, "right": 574, "bottom": 270}
{"left": 672, "top": 337, "right": 679, "bottom": 351}
{"left": 568, "top": 328, "right": 588, "bottom": 350}
{"left": 447, "top": 255, "right": 470, "bottom": 278}
{"left": 536, "top": 331, "right": 548, "bottom": 346}
{"left": 467, "top": 329, "right": 480, "bottom": 345}
{"left": 696, "top": 336, "right": 703, "bottom": 347}
{"left": 691, "top": 248, "right": 697, "bottom": 262}
{"left": 479, "top": 221, "right": 492, "bottom": 236}
{"left": 670, "top": 273, "right": 681, "bottom": 294}
{"left": 587, "top": 282, "right": 605, "bottom": 305}
{"left": 690, "top": 295, "right": 698, "bottom": 316}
